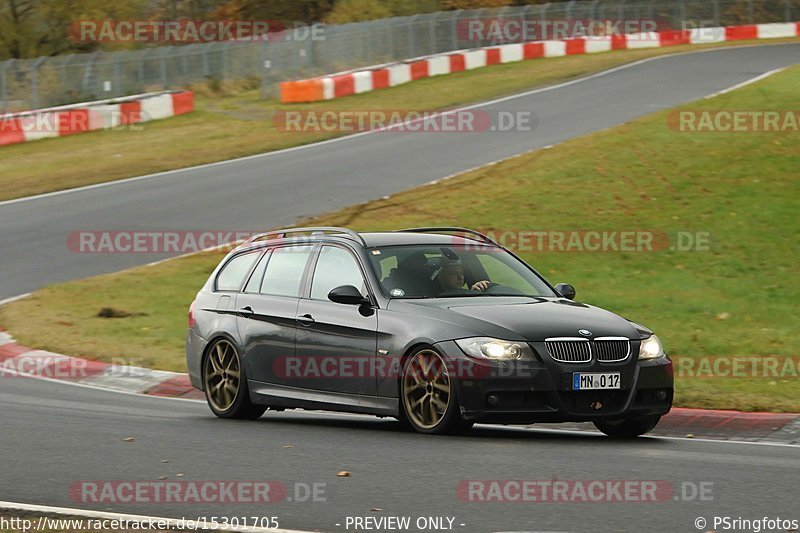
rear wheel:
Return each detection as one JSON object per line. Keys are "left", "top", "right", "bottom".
{"left": 203, "top": 339, "right": 265, "bottom": 420}
{"left": 593, "top": 416, "right": 661, "bottom": 438}
{"left": 400, "top": 347, "right": 473, "bottom": 435}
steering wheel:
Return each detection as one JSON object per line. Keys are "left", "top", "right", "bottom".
{"left": 482, "top": 284, "right": 525, "bottom": 296}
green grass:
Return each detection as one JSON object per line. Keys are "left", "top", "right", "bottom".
{"left": 0, "top": 38, "right": 797, "bottom": 201}
{"left": 2, "top": 62, "right": 799, "bottom": 412}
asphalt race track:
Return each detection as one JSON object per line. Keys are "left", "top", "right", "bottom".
{"left": 1, "top": 43, "right": 799, "bottom": 532}
{"left": 1, "top": 43, "right": 800, "bottom": 299}
{"left": 2, "top": 378, "right": 799, "bottom": 532}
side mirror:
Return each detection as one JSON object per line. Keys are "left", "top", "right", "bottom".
{"left": 554, "top": 283, "right": 576, "bottom": 300}
{"left": 328, "top": 285, "right": 370, "bottom": 306}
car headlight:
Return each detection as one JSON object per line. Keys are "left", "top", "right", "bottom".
{"left": 638, "top": 335, "right": 666, "bottom": 360}
{"left": 455, "top": 337, "right": 534, "bottom": 361}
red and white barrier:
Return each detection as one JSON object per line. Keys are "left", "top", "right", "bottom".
{"left": 0, "top": 90, "right": 194, "bottom": 147}
{"left": 281, "top": 21, "right": 800, "bottom": 103}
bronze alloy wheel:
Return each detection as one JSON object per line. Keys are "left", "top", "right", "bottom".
{"left": 204, "top": 339, "right": 241, "bottom": 412}
{"left": 402, "top": 349, "right": 453, "bottom": 430}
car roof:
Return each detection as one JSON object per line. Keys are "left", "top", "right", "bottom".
{"left": 360, "top": 232, "right": 490, "bottom": 247}
{"left": 232, "top": 229, "right": 497, "bottom": 252}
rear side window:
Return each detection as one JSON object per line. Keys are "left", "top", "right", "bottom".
{"left": 243, "top": 250, "right": 271, "bottom": 293}
{"left": 260, "top": 245, "right": 314, "bottom": 297}
{"left": 216, "top": 252, "right": 260, "bottom": 292}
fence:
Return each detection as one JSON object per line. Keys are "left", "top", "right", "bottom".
{"left": 1, "top": 0, "right": 797, "bottom": 112}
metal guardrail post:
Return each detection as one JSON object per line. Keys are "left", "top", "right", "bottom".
{"left": 222, "top": 43, "right": 229, "bottom": 80}
{"left": 566, "top": 0, "right": 576, "bottom": 19}
{"left": 0, "top": 60, "right": 12, "bottom": 112}
{"left": 160, "top": 47, "right": 170, "bottom": 88}
{"left": 31, "top": 57, "right": 46, "bottom": 109}
{"left": 589, "top": 0, "right": 601, "bottom": 21}
{"left": 408, "top": 14, "right": 421, "bottom": 58}
{"left": 429, "top": 13, "right": 438, "bottom": 54}
{"left": 451, "top": 10, "right": 461, "bottom": 51}
{"left": 202, "top": 42, "right": 210, "bottom": 77}
{"left": 259, "top": 39, "right": 270, "bottom": 99}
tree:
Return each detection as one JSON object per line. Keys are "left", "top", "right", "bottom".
{"left": 325, "top": 0, "right": 392, "bottom": 23}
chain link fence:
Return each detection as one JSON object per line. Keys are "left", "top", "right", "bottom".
{"left": 1, "top": 0, "right": 797, "bottom": 112}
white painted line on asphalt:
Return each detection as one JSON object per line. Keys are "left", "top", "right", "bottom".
{"left": 1, "top": 42, "right": 796, "bottom": 209}
{"left": 704, "top": 66, "right": 786, "bottom": 98}
{"left": 0, "top": 501, "right": 311, "bottom": 533}
{"left": 510, "top": 426, "right": 799, "bottom": 448}
{"left": 0, "top": 292, "right": 31, "bottom": 307}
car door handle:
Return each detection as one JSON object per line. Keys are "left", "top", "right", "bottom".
{"left": 297, "top": 313, "right": 315, "bottom": 326}
{"left": 239, "top": 306, "right": 254, "bottom": 318}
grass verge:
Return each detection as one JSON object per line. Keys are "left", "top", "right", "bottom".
{"left": 2, "top": 65, "right": 798, "bottom": 411}
{"left": 0, "top": 38, "right": 798, "bottom": 202}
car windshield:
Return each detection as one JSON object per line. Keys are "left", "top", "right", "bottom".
{"left": 368, "top": 244, "right": 557, "bottom": 298}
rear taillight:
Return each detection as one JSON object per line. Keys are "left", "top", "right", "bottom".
{"left": 188, "top": 300, "right": 196, "bottom": 329}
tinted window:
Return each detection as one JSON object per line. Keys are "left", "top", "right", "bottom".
{"left": 368, "top": 244, "right": 556, "bottom": 298}
{"left": 310, "top": 246, "right": 366, "bottom": 300}
{"left": 216, "top": 252, "right": 260, "bottom": 292}
{"left": 477, "top": 253, "right": 535, "bottom": 293}
{"left": 243, "top": 250, "right": 271, "bottom": 293}
{"left": 260, "top": 245, "right": 313, "bottom": 297}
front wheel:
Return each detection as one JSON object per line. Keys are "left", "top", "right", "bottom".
{"left": 203, "top": 339, "right": 265, "bottom": 420}
{"left": 400, "top": 348, "right": 473, "bottom": 435}
{"left": 593, "top": 416, "right": 661, "bottom": 438}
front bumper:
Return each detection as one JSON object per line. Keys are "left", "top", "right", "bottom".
{"left": 435, "top": 340, "right": 673, "bottom": 424}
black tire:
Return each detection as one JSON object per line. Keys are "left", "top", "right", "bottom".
{"left": 593, "top": 416, "right": 661, "bottom": 438}
{"left": 203, "top": 338, "right": 266, "bottom": 420}
{"left": 399, "top": 347, "right": 473, "bottom": 435}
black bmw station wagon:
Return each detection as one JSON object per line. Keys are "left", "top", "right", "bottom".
{"left": 186, "top": 227, "right": 673, "bottom": 437}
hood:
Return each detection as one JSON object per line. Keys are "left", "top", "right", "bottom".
{"left": 401, "top": 297, "right": 641, "bottom": 341}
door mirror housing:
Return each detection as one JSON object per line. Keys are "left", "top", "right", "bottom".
{"left": 554, "top": 283, "right": 576, "bottom": 300}
{"left": 328, "top": 285, "right": 370, "bottom": 306}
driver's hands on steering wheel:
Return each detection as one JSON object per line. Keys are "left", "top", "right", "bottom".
{"left": 471, "top": 280, "right": 492, "bottom": 292}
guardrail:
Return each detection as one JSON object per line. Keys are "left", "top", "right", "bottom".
{"left": 0, "top": 90, "right": 194, "bottom": 147}
{"left": 0, "top": 0, "right": 797, "bottom": 111}
{"left": 280, "top": 21, "right": 800, "bottom": 103}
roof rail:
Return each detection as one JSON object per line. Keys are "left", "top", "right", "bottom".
{"left": 395, "top": 227, "right": 498, "bottom": 246}
{"left": 243, "top": 227, "right": 367, "bottom": 247}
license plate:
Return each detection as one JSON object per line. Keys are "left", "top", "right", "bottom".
{"left": 573, "top": 372, "right": 620, "bottom": 390}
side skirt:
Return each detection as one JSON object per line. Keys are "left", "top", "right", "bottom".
{"left": 249, "top": 381, "right": 400, "bottom": 417}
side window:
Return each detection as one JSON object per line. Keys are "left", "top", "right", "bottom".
{"left": 216, "top": 252, "right": 260, "bottom": 292}
{"left": 243, "top": 250, "right": 271, "bottom": 293}
{"left": 310, "top": 246, "right": 366, "bottom": 300}
{"left": 260, "top": 245, "right": 314, "bottom": 297}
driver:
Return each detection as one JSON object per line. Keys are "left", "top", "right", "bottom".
{"left": 433, "top": 259, "right": 491, "bottom": 293}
